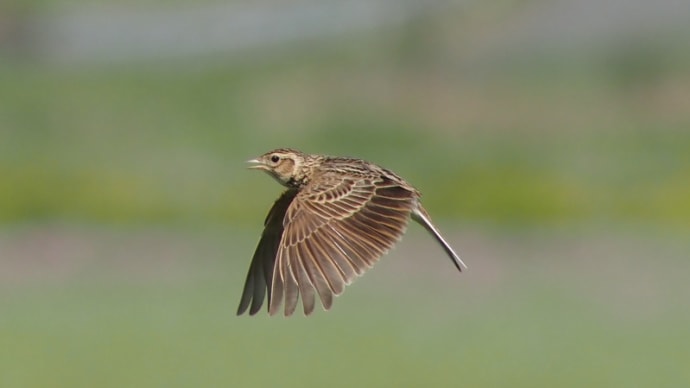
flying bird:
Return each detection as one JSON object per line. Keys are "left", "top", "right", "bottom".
{"left": 237, "top": 148, "right": 466, "bottom": 316}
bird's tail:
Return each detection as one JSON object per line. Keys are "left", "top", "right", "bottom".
{"left": 411, "top": 204, "right": 467, "bottom": 272}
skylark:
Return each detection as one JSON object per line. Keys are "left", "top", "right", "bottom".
{"left": 237, "top": 148, "right": 466, "bottom": 316}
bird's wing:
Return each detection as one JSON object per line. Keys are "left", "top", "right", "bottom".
{"left": 237, "top": 189, "right": 298, "bottom": 315}
{"left": 270, "top": 174, "right": 417, "bottom": 316}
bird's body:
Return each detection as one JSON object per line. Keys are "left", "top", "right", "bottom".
{"left": 237, "top": 148, "right": 466, "bottom": 316}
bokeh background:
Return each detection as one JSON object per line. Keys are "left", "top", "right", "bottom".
{"left": 1, "top": 0, "right": 689, "bottom": 386}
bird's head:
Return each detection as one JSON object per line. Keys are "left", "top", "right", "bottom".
{"left": 247, "top": 148, "right": 310, "bottom": 187}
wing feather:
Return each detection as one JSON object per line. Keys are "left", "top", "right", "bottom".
{"left": 293, "top": 251, "right": 316, "bottom": 315}
{"left": 323, "top": 223, "right": 370, "bottom": 274}
{"left": 269, "top": 175, "right": 416, "bottom": 315}
{"left": 294, "top": 242, "right": 334, "bottom": 310}
{"left": 309, "top": 231, "right": 357, "bottom": 283}
{"left": 237, "top": 189, "right": 297, "bottom": 316}
{"left": 239, "top": 162, "right": 464, "bottom": 317}
{"left": 282, "top": 255, "right": 300, "bottom": 317}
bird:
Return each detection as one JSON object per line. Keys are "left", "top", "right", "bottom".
{"left": 237, "top": 148, "right": 466, "bottom": 316}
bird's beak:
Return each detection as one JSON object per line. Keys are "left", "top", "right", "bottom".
{"left": 246, "top": 158, "right": 266, "bottom": 170}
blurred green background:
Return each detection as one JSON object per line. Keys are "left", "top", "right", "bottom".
{"left": 1, "top": 0, "right": 689, "bottom": 386}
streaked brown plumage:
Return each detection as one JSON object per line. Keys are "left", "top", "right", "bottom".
{"left": 237, "top": 148, "right": 466, "bottom": 316}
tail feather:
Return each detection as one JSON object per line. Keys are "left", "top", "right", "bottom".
{"left": 411, "top": 204, "right": 467, "bottom": 272}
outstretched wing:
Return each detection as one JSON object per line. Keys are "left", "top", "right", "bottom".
{"left": 237, "top": 189, "right": 298, "bottom": 316}
{"left": 269, "top": 173, "right": 418, "bottom": 316}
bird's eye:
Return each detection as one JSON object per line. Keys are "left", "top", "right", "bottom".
{"left": 270, "top": 155, "right": 280, "bottom": 163}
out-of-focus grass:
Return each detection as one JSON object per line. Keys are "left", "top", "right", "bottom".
{"left": 1, "top": 226, "right": 689, "bottom": 388}
{"left": 2, "top": 4, "right": 689, "bottom": 387}
{"left": 1, "top": 0, "right": 239, "bottom": 12}
{"left": 2, "top": 59, "right": 689, "bottom": 227}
